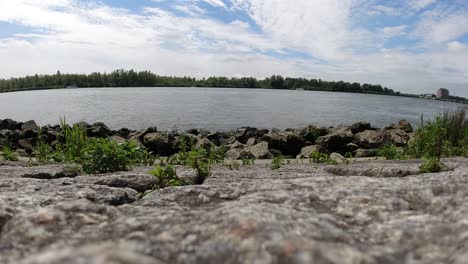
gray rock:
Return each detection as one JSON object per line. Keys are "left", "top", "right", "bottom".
{"left": 387, "top": 129, "right": 410, "bottom": 146}
{"left": 17, "top": 139, "right": 33, "bottom": 153}
{"left": 194, "top": 137, "right": 214, "bottom": 150}
{"left": 264, "top": 131, "right": 305, "bottom": 156}
{"left": 354, "top": 130, "right": 388, "bottom": 149}
{"left": 355, "top": 148, "right": 378, "bottom": 158}
{"left": 330, "top": 152, "right": 347, "bottom": 164}
{"left": 245, "top": 141, "right": 272, "bottom": 159}
{"left": 225, "top": 148, "right": 255, "bottom": 160}
{"left": 316, "top": 126, "right": 354, "bottom": 153}
{"left": 1, "top": 158, "right": 468, "bottom": 263}
{"left": 297, "top": 145, "right": 328, "bottom": 159}
{"left": 143, "top": 133, "right": 176, "bottom": 156}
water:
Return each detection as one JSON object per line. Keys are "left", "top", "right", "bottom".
{"left": 0, "top": 87, "right": 465, "bottom": 131}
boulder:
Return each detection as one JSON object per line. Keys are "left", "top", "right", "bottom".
{"left": 245, "top": 142, "right": 273, "bottom": 159}
{"left": 387, "top": 129, "right": 410, "bottom": 146}
{"left": 109, "top": 135, "right": 126, "bottom": 144}
{"left": 87, "top": 122, "right": 112, "bottom": 138}
{"left": 316, "top": 126, "right": 353, "bottom": 153}
{"left": 354, "top": 148, "right": 378, "bottom": 158}
{"left": 235, "top": 127, "right": 260, "bottom": 144}
{"left": 245, "top": 137, "right": 257, "bottom": 146}
{"left": 0, "top": 119, "right": 22, "bottom": 131}
{"left": 354, "top": 130, "right": 388, "bottom": 149}
{"left": 330, "top": 152, "right": 347, "bottom": 164}
{"left": 21, "top": 120, "right": 38, "bottom": 138}
{"left": 206, "top": 132, "right": 223, "bottom": 146}
{"left": 350, "top": 122, "right": 371, "bottom": 134}
{"left": 225, "top": 148, "right": 255, "bottom": 160}
{"left": 264, "top": 131, "right": 306, "bottom": 156}
{"left": 230, "top": 141, "right": 246, "bottom": 149}
{"left": 194, "top": 137, "right": 214, "bottom": 150}
{"left": 297, "top": 145, "right": 328, "bottom": 159}
{"left": 143, "top": 133, "right": 176, "bottom": 156}
{"left": 17, "top": 139, "right": 33, "bottom": 153}
{"left": 386, "top": 120, "right": 413, "bottom": 133}
{"left": 345, "top": 143, "right": 359, "bottom": 152}
{"left": 116, "top": 128, "right": 132, "bottom": 138}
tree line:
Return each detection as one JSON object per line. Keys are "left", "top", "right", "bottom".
{"left": 0, "top": 69, "right": 399, "bottom": 95}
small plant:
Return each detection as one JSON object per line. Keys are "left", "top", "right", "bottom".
{"left": 33, "top": 127, "right": 53, "bottom": 163}
{"left": 224, "top": 160, "right": 240, "bottom": 170}
{"left": 378, "top": 144, "right": 399, "bottom": 160}
{"left": 309, "top": 151, "right": 335, "bottom": 164}
{"left": 344, "top": 152, "right": 353, "bottom": 159}
{"left": 419, "top": 157, "right": 445, "bottom": 173}
{"left": 150, "top": 164, "right": 185, "bottom": 188}
{"left": 60, "top": 117, "right": 88, "bottom": 162}
{"left": 1, "top": 146, "right": 18, "bottom": 161}
{"left": 187, "top": 148, "right": 211, "bottom": 184}
{"left": 81, "top": 139, "right": 137, "bottom": 174}
{"left": 271, "top": 155, "right": 285, "bottom": 170}
{"left": 242, "top": 158, "right": 255, "bottom": 166}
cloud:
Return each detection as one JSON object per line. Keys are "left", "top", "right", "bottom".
{"left": 0, "top": 0, "right": 467, "bottom": 96}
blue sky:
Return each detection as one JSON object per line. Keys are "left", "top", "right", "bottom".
{"left": 0, "top": 0, "right": 467, "bottom": 96}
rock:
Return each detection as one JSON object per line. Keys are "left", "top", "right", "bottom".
{"left": 264, "top": 131, "right": 305, "bottom": 156}
{"left": 354, "top": 130, "right": 388, "bottom": 149}
{"left": 387, "top": 129, "right": 410, "bottom": 146}
{"left": 143, "top": 133, "right": 176, "bottom": 156}
{"left": 245, "top": 142, "right": 273, "bottom": 159}
{"left": 230, "top": 141, "right": 246, "bottom": 149}
{"left": 316, "top": 126, "right": 354, "bottom": 153}
{"left": 129, "top": 127, "right": 158, "bottom": 142}
{"left": 234, "top": 127, "right": 260, "bottom": 144}
{"left": 330, "top": 152, "right": 347, "bottom": 164}
{"left": 88, "top": 122, "right": 112, "bottom": 138}
{"left": 206, "top": 132, "right": 223, "bottom": 146}
{"left": 350, "top": 122, "right": 371, "bottom": 134}
{"left": 345, "top": 143, "right": 359, "bottom": 152}
{"left": 109, "top": 135, "right": 126, "bottom": 144}
{"left": 0, "top": 119, "right": 22, "bottom": 130}
{"left": 245, "top": 137, "right": 257, "bottom": 146}
{"left": 1, "top": 158, "right": 468, "bottom": 263}
{"left": 17, "top": 139, "right": 33, "bottom": 153}
{"left": 354, "top": 148, "right": 378, "bottom": 158}
{"left": 297, "top": 145, "right": 328, "bottom": 159}
{"left": 116, "top": 127, "right": 132, "bottom": 138}
{"left": 186, "top": 128, "right": 200, "bottom": 135}
{"left": 21, "top": 120, "right": 39, "bottom": 138}
{"left": 225, "top": 148, "right": 254, "bottom": 160}
{"left": 194, "top": 137, "right": 214, "bottom": 150}
{"left": 386, "top": 120, "right": 413, "bottom": 133}
{"left": 14, "top": 149, "right": 29, "bottom": 157}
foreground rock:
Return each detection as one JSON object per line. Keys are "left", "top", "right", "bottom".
{"left": 1, "top": 157, "right": 468, "bottom": 263}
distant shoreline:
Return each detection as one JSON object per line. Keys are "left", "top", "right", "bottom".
{"left": 1, "top": 85, "right": 467, "bottom": 105}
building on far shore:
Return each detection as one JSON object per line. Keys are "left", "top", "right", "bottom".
{"left": 436, "top": 88, "right": 450, "bottom": 99}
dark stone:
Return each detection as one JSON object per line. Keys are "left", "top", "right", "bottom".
{"left": 143, "top": 133, "right": 177, "bottom": 156}
{"left": 350, "top": 122, "right": 371, "bottom": 134}
{"left": 87, "top": 122, "right": 112, "bottom": 138}
{"left": 316, "top": 126, "right": 354, "bottom": 153}
{"left": 0, "top": 119, "right": 22, "bottom": 131}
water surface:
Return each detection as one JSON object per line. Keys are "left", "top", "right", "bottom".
{"left": 0, "top": 87, "right": 465, "bottom": 130}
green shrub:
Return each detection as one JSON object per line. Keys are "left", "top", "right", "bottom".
{"left": 187, "top": 148, "right": 211, "bottom": 184}
{"left": 309, "top": 151, "right": 335, "bottom": 164}
{"left": 224, "top": 160, "right": 240, "bottom": 170}
{"left": 407, "top": 108, "right": 467, "bottom": 159}
{"left": 271, "top": 155, "right": 285, "bottom": 170}
{"left": 1, "top": 146, "right": 18, "bottom": 161}
{"left": 242, "top": 158, "right": 255, "bottom": 166}
{"left": 420, "top": 157, "right": 445, "bottom": 173}
{"left": 81, "top": 139, "right": 138, "bottom": 174}
{"left": 377, "top": 144, "right": 407, "bottom": 160}
{"left": 150, "top": 164, "right": 185, "bottom": 188}
{"left": 60, "top": 117, "right": 88, "bottom": 162}
{"left": 33, "top": 128, "right": 54, "bottom": 162}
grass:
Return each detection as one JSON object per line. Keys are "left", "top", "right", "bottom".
{"left": 271, "top": 155, "right": 285, "bottom": 170}
{"left": 420, "top": 157, "right": 445, "bottom": 173}
{"left": 377, "top": 144, "right": 407, "bottom": 160}
{"left": 1, "top": 146, "right": 18, "bottom": 161}
{"left": 309, "top": 151, "right": 336, "bottom": 164}
{"left": 407, "top": 108, "right": 467, "bottom": 159}
{"left": 31, "top": 117, "right": 156, "bottom": 174}
{"left": 150, "top": 164, "right": 185, "bottom": 188}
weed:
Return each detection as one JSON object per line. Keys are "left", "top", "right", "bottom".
{"left": 33, "top": 127, "right": 53, "bottom": 162}
{"left": 1, "top": 146, "right": 18, "bottom": 161}
{"left": 309, "top": 151, "right": 335, "bottom": 164}
{"left": 224, "top": 160, "right": 240, "bottom": 170}
{"left": 186, "top": 148, "right": 211, "bottom": 184}
{"left": 242, "top": 158, "right": 255, "bottom": 166}
{"left": 60, "top": 117, "right": 88, "bottom": 162}
{"left": 378, "top": 144, "right": 400, "bottom": 160}
{"left": 81, "top": 139, "right": 137, "bottom": 174}
{"left": 271, "top": 155, "right": 285, "bottom": 170}
{"left": 150, "top": 164, "right": 186, "bottom": 188}
{"left": 420, "top": 157, "right": 445, "bottom": 173}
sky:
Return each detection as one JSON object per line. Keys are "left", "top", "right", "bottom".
{"left": 0, "top": 0, "right": 467, "bottom": 97}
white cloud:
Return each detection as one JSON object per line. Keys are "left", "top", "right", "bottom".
{"left": 410, "top": 0, "right": 437, "bottom": 10}
{"left": 0, "top": 0, "right": 466, "bottom": 97}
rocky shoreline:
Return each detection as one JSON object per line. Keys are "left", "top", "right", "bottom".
{"left": 2, "top": 118, "right": 468, "bottom": 263}
{"left": 0, "top": 118, "right": 414, "bottom": 159}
